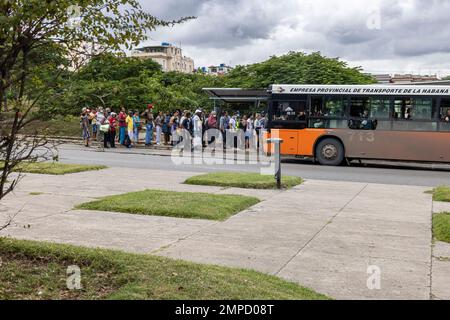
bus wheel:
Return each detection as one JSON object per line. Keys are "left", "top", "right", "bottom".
{"left": 316, "top": 138, "right": 345, "bottom": 166}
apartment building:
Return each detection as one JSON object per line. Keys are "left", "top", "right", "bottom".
{"left": 131, "top": 43, "right": 194, "bottom": 74}
{"left": 372, "top": 73, "right": 440, "bottom": 84}
{"left": 200, "top": 63, "right": 233, "bottom": 76}
{"left": 390, "top": 74, "right": 439, "bottom": 83}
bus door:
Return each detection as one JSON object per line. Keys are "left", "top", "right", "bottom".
{"left": 268, "top": 99, "right": 307, "bottom": 155}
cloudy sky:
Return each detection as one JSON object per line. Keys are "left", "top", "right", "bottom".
{"left": 138, "top": 0, "right": 450, "bottom": 76}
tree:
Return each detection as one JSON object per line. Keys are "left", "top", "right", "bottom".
{"left": 40, "top": 53, "right": 224, "bottom": 115}
{"left": 0, "top": 0, "right": 190, "bottom": 229}
{"left": 224, "top": 51, "right": 376, "bottom": 88}
{"left": 76, "top": 53, "right": 162, "bottom": 81}
{"left": 442, "top": 76, "right": 450, "bottom": 80}
{"left": 35, "top": 50, "right": 376, "bottom": 117}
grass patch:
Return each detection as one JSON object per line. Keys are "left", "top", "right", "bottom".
{"left": 433, "top": 212, "right": 450, "bottom": 243}
{"left": 29, "top": 192, "right": 44, "bottom": 196}
{"left": 436, "top": 257, "right": 450, "bottom": 262}
{"left": 76, "top": 190, "right": 260, "bottom": 221}
{"left": 0, "top": 162, "right": 107, "bottom": 175}
{"left": 0, "top": 238, "right": 329, "bottom": 300}
{"left": 184, "top": 173, "right": 303, "bottom": 190}
{"left": 21, "top": 116, "right": 82, "bottom": 138}
{"left": 429, "top": 186, "right": 450, "bottom": 202}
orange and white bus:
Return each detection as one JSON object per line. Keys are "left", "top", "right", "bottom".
{"left": 265, "top": 84, "right": 450, "bottom": 166}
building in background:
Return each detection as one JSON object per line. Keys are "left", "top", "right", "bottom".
{"left": 131, "top": 43, "right": 194, "bottom": 73}
{"left": 199, "top": 64, "right": 233, "bottom": 76}
{"left": 371, "top": 73, "right": 440, "bottom": 84}
{"left": 372, "top": 74, "right": 392, "bottom": 84}
{"left": 390, "top": 74, "right": 439, "bottom": 83}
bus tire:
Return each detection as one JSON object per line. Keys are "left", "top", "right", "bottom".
{"left": 315, "top": 138, "right": 345, "bottom": 166}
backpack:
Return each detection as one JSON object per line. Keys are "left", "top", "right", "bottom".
{"left": 182, "top": 118, "right": 191, "bottom": 132}
{"left": 124, "top": 134, "right": 132, "bottom": 147}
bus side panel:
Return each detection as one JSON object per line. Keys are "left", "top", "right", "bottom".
{"left": 266, "top": 129, "right": 299, "bottom": 155}
{"left": 266, "top": 129, "right": 326, "bottom": 156}
{"left": 330, "top": 130, "right": 450, "bottom": 163}
{"left": 297, "top": 129, "right": 328, "bottom": 157}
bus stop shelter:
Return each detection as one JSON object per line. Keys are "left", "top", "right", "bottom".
{"left": 202, "top": 88, "right": 268, "bottom": 112}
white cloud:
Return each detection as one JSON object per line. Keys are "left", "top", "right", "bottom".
{"left": 139, "top": 0, "right": 450, "bottom": 76}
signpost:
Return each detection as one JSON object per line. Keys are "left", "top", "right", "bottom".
{"left": 266, "top": 138, "right": 284, "bottom": 189}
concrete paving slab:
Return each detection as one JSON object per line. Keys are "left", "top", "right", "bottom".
{"left": 434, "top": 241, "right": 450, "bottom": 260}
{"left": 277, "top": 250, "right": 430, "bottom": 300}
{"left": 302, "top": 227, "right": 431, "bottom": 264}
{"left": 431, "top": 259, "right": 450, "bottom": 300}
{"left": 433, "top": 201, "right": 450, "bottom": 213}
{"left": 432, "top": 241, "right": 450, "bottom": 300}
{"left": 0, "top": 169, "right": 440, "bottom": 299}
{"left": 2, "top": 209, "right": 215, "bottom": 253}
{"left": 158, "top": 237, "right": 304, "bottom": 274}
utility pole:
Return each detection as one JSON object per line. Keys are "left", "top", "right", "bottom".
{"left": 267, "top": 138, "right": 284, "bottom": 189}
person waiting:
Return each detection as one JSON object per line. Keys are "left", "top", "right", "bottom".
{"left": 443, "top": 109, "right": 450, "bottom": 122}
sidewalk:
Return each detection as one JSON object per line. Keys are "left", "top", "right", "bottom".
{"left": 0, "top": 167, "right": 446, "bottom": 299}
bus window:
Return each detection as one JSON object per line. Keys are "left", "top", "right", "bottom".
{"left": 393, "top": 98, "right": 411, "bottom": 119}
{"left": 324, "top": 97, "right": 346, "bottom": 117}
{"left": 310, "top": 97, "right": 323, "bottom": 116}
{"left": 413, "top": 98, "right": 433, "bottom": 120}
{"left": 349, "top": 97, "right": 386, "bottom": 130}
{"left": 440, "top": 99, "right": 450, "bottom": 122}
{"left": 308, "top": 97, "right": 347, "bottom": 129}
{"left": 393, "top": 98, "right": 433, "bottom": 120}
{"left": 311, "top": 97, "right": 346, "bottom": 117}
{"left": 272, "top": 101, "right": 306, "bottom": 121}
{"left": 350, "top": 98, "right": 368, "bottom": 118}
{"left": 368, "top": 98, "right": 390, "bottom": 118}
{"left": 349, "top": 97, "right": 389, "bottom": 118}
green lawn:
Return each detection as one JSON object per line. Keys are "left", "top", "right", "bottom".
{"left": 433, "top": 212, "right": 450, "bottom": 243}
{"left": 1, "top": 162, "right": 107, "bottom": 175}
{"left": 0, "top": 238, "right": 328, "bottom": 300}
{"left": 184, "top": 173, "right": 303, "bottom": 190}
{"left": 76, "top": 190, "right": 260, "bottom": 221}
{"left": 429, "top": 186, "right": 450, "bottom": 202}
{"left": 21, "top": 116, "right": 82, "bottom": 138}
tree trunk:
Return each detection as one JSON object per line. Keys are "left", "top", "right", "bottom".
{"left": 0, "top": 85, "right": 4, "bottom": 112}
{"left": 0, "top": 111, "right": 19, "bottom": 199}
{"left": 18, "top": 47, "right": 29, "bottom": 100}
{"left": 0, "top": 68, "right": 7, "bottom": 112}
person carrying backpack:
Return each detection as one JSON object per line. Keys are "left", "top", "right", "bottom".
{"left": 182, "top": 111, "right": 193, "bottom": 135}
{"left": 162, "top": 113, "right": 171, "bottom": 145}
{"left": 108, "top": 112, "right": 118, "bottom": 148}
{"left": 132, "top": 111, "right": 141, "bottom": 145}
{"left": 170, "top": 110, "right": 180, "bottom": 146}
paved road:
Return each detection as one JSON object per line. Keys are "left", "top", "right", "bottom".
{"left": 57, "top": 144, "right": 450, "bottom": 187}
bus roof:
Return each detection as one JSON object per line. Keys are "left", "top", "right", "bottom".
{"left": 270, "top": 84, "right": 450, "bottom": 96}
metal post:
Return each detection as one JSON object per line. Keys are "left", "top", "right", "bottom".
{"left": 267, "top": 138, "right": 284, "bottom": 189}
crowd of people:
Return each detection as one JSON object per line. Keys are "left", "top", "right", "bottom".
{"left": 80, "top": 106, "right": 267, "bottom": 149}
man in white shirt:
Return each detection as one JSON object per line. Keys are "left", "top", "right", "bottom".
{"left": 192, "top": 109, "right": 203, "bottom": 150}
{"left": 229, "top": 114, "right": 237, "bottom": 130}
